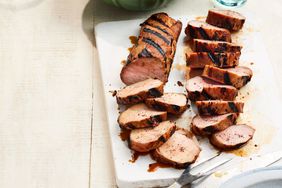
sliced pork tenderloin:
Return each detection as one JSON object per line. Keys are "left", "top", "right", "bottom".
{"left": 210, "top": 124, "right": 255, "bottom": 150}
{"left": 152, "top": 129, "right": 201, "bottom": 168}
{"left": 185, "top": 20, "right": 231, "bottom": 42}
{"left": 121, "top": 13, "right": 182, "bottom": 85}
{"left": 186, "top": 76, "right": 238, "bottom": 101}
{"left": 202, "top": 65, "right": 253, "bottom": 89}
{"left": 129, "top": 121, "right": 176, "bottom": 152}
{"left": 186, "top": 52, "right": 240, "bottom": 68}
{"left": 191, "top": 113, "right": 238, "bottom": 136}
{"left": 192, "top": 39, "right": 242, "bottom": 53}
{"left": 116, "top": 78, "right": 164, "bottom": 105}
{"left": 196, "top": 100, "right": 244, "bottom": 115}
{"left": 145, "top": 93, "right": 188, "bottom": 115}
{"left": 118, "top": 103, "right": 167, "bottom": 130}
{"left": 206, "top": 9, "right": 246, "bottom": 31}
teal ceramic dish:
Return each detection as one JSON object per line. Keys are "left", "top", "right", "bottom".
{"left": 103, "top": 0, "right": 171, "bottom": 11}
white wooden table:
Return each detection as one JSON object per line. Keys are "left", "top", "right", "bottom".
{"left": 0, "top": 0, "right": 93, "bottom": 187}
{"left": 0, "top": 0, "right": 282, "bottom": 187}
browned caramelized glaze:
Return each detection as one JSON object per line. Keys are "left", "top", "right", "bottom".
{"left": 147, "top": 162, "right": 173, "bottom": 172}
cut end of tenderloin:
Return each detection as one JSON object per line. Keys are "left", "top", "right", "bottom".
{"left": 118, "top": 103, "right": 167, "bottom": 130}
{"left": 129, "top": 121, "right": 176, "bottom": 152}
{"left": 186, "top": 52, "right": 240, "bottom": 68}
{"left": 196, "top": 100, "right": 244, "bottom": 115}
{"left": 191, "top": 113, "right": 238, "bottom": 136}
{"left": 120, "top": 57, "right": 168, "bottom": 85}
{"left": 186, "top": 76, "right": 238, "bottom": 101}
{"left": 145, "top": 93, "right": 188, "bottom": 115}
{"left": 116, "top": 78, "right": 164, "bottom": 105}
{"left": 185, "top": 20, "right": 231, "bottom": 42}
{"left": 206, "top": 9, "right": 246, "bottom": 31}
{"left": 192, "top": 39, "right": 242, "bottom": 53}
{"left": 210, "top": 124, "right": 255, "bottom": 150}
{"left": 202, "top": 65, "right": 253, "bottom": 89}
{"left": 152, "top": 129, "right": 201, "bottom": 168}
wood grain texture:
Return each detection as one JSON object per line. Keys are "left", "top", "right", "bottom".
{"left": 0, "top": 0, "right": 93, "bottom": 187}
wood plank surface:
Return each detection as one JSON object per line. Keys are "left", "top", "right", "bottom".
{"left": 0, "top": 0, "right": 93, "bottom": 187}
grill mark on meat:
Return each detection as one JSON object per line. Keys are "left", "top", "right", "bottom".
{"left": 218, "top": 43, "right": 227, "bottom": 52}
{"left": 220, "top": 87, "right": 227, "bottom": 94}
{"left": 207, "top": 53, "right": 220, "bottom": 66}
{"left": 147, "top": 115, "right": 162, "bottom": 126}
{"left": 203, "top": 126, "right": 218, "bottom": 134}
{"left": 126, "top": 59, "right": 131, "bottom": 64}
{"left": 152, "top": 103, "right": 166, "bottom": 111}
{"left": 148, "top": 88, "right": 163, "bottom": 97}
{"left": 223, "top": 20, "right": 233, "bottom": 31}
{"left": 198, "top": 27, "right": 210, "bottom": 40}
{"left": 143, "top": 27, "right": 171, "bottom": 45}
{"left": 155, "top": 26, "right": 171, "bottom": 36}
{"left": 242, "top": 76, "right": 251, "bottom": 85}
{"left": 143, "top": 21, "right": 172, "bottom": 37}
{"left": 206, "top": 106, "right": 216, "bottom": 115}
{"left": 201, "top": 89, "right": 213, "bottom": 100}
{"left": 172, "top": 105, "right": 180, "bottom": 112}
{"left": 222, "top": 55, "right": 228, "bottom": 66}
{"left": 158, "top": 135, "right": 167, "bottom": 143}
{"left": 224, "top": 72, "right": 231, "bottom": 84}
{"left": 188, "top": 26, "right": 196, "bottom": 38}
{"left": 192, "top": 91, "right": 201, "bottom": 98}
{"left": 151, "top": 16, "right": 170, "bottom": 28}
{"left": 142, "top": 38, "right": 165, "bottom": 58}
{"left": 228, "top": 102, "right": 238, "bottom": 112}
{"left": 213, "top": 32, "right": 219, "bottom": 41}
{"left": 128, "top": 95, "right": 142, "bottom": 103}
{"left": 138, "top": 48, "right": 152, "bottom": 58}
{"left": 126, "top": 124, "right": 136, "bottom": 130}
{"left": 227, "top": 113, "right": 235, "bottom": 121}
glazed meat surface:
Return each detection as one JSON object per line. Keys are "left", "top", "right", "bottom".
{"left": 121, "top": 13, "right": 182, "bottom": 85}
{"left": 185, "top": 20, "right": 231, "bottom": 42}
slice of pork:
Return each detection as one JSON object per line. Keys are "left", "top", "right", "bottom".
{"left": 145, "top": 93, "right": 188, "bottom": 115}
{"left": 192, "top": 39, "right": 242, "bottom": 53}
{"left": 116, "top": 78, "right": 164, "bottom": 105}
{"left": 210, "top": 124, "right": 255, "bottom": 150}
{"left": 202, "top": 65, "right": 253, "bottom": 89}
{"left": 191, "top": 113, "right": 238, "bottom": 136}
{"left": 152, "top": 129, "right": 201, "bottom": 168}
{"left": 196, "top": 100, "right": 244, "bottom": 115}
{"left": 120, "top": 54, "right": 168, "bottom": 85}
{"left": 186, "top": 52, "right": 240, "bottom": 68}
{"left": 206, "top": 9, "right": 246, "bottom": 31}
{"left": 186, "top": 76, "right": 238, "bottom": 101}
{"left": 118, "top": 103, "right": 167, "bottom": 130}
{"left": 129, "top": 121, "right": 176, "bottom": 152}
{"left": 185, "top": 20, "right": 231, "bottom": 42}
